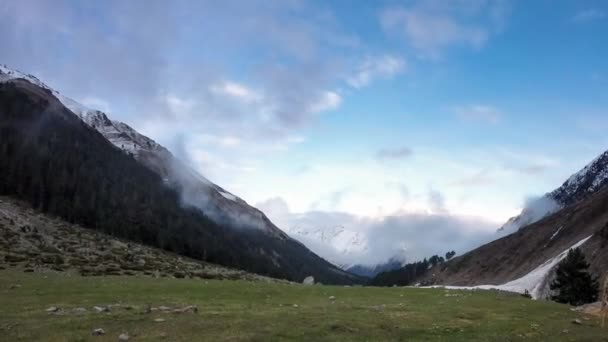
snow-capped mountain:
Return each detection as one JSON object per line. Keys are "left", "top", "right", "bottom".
{"left": 283, "top": 224, "right": 406, "bottom": 276}
{"left": 499, "top": 149, "right": 608, "bottom": 233}
{"left": 0, "top": 64, "right": 287, "bottom": 239}
{"left": 287, "top": 225, "right": 368, "bottom": 261}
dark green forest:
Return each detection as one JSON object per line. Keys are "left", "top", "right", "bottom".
{"left": 370, "top": 251, "right": 455, "bottom": 286}
{"left": 0, "top": 80, "right": 359, "bottom": 285}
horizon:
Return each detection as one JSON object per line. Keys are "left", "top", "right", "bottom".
{"left": 2, "top": 0, "right": 608, "bottom": 266}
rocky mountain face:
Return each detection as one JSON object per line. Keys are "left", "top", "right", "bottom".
{"left": 425, "top": 156, "right": 608, "bottom": 298}
{"left": 499, "top": 149, "right": 608, "bottom": 233}
{"left": 0, "top": 65, "right": 361, "bottom": 284}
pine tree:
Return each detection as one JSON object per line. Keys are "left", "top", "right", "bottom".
{"left": 550, "top": 248, "right": 599, "bottom": 306}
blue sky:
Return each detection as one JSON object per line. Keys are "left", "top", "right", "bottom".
{"left": 2, "top": 0, "right": 608, "bottom": 264}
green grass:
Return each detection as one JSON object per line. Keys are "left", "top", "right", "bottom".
{"left": 0, "top": 270, "right": 606, "bottom": 341}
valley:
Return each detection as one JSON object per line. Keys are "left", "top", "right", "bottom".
{"left": 1, "top": 270, "right": 606, "bottom": 341}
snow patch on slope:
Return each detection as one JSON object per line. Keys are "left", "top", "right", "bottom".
{"left": 219, "top": 191, "right": 237, "bottom": 202}
{"left": 430, "top": 234, "right": 593, "bottom": 299}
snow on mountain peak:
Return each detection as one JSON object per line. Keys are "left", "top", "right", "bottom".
{"left": 499, "top": 148, "right": 608, "bottom": 234}
{"left": 1, "top": 63, "right": 287, "bottom": 238}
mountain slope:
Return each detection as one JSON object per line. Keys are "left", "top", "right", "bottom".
{"left": 499, "top": 149, "right": 608, "bottom": 233}
{"left": 0, "top": 71, "right": 360, "bottom": 284}
{"left": 0, "top": 196, "right": 272, "bottom": 281}
{"left": 424, "top": 181, "right": 608, "bottom": 298}
{"left": 0, "top": 64, "right": 286, "bottom": 238}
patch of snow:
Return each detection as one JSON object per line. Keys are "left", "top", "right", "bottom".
{"left": 549, "top": 225, "right": 564, "bottom": 241}
{"left": 219, "top": 191, "right": 237, "bottom": 202}
{"left": 428, "top": 234, "right": 593, "bottom": 299}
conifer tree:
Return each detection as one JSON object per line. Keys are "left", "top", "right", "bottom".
{"left": 550, "top": 248, "right": 599, "bottom": 306}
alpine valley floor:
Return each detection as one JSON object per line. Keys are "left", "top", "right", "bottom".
{"left": 0, "top": 270, "right": 606, "bottom": 341}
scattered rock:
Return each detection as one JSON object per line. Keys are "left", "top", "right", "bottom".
{"left": 173, "top": 305, "right": 198, "bottom": 314}
{"left": 158, "top": 306, "right": 171, "bottom": 311}
{"left": 292, "top": 304, "right": 299, "bottom": 308}
{"left": 9, "top": 284, "right": 21, "bottom": 290}
{"left": 329, "top": 296, "right": 336, "bottom": 301}
{"left": 92, "top": 328, "right": 105, "bottom": 336}
{"left": 302, "top": 276, "right": 314, "bottom": 285}
{"left": 154, "top": 318, "right": 165, "bottom": 323}
{"left": 73, "top": 307, "right": 87, "bottom": 313}
{"left": 572, "top": 319, "right": 582, "bottom": 325}
{"left": 372, "top": 304, "right": 386, "bottom": 312}
{"left": 93, "top": 306, "right": 110, "bottom": 313}
{"left": 118, "top": 333, "right": 130, "bottom": 341}
{"left": 562, "top": 329, "right": 569, "bottom": 334}
{"left": 45, "top": 306, "right": 60, "bottom": 313}
{"left": 572, "top": 302, "right": 603, "bottom": 316}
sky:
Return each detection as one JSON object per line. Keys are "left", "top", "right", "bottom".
{"left": 2, "top": 0, "right": 608, "bottom": 265}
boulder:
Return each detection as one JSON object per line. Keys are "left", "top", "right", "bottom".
{"left": 302, "top": 276, "right": 314, "bottom": 285}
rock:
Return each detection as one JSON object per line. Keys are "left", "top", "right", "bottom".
{"left": 173, "top": 305, "right": 198, "bottom": 314}
{"left": 92, "top": 328, "right": 105, "bottom": 336}
{"left": 154, "top": 318, "right": 165, "bottom": 323}
{"left": 73, "top": 307, "right": 87, "bottom": 313}
{"left": 45, "top": 306, "right": 60, "bottom": 313}
{"left": 292, "top": 304, "right": 299, "bottom": 308}
{"left": 329, "top": 296, "right": 336, "bottom": 300}
{"left": 118, "top": 333, "right": 130, "bottom": 341}
{"left": 9, "top": 284, "right": 21, "bottom": 290}
{"left": 373, "top": 304, "right": 386, "bottom": 312}
{"left": 158, "top": 305, "right": 171, "bottom": 311}
{"left": 572, "top": 319, "right": 582, "bottom": 325}
{"left": 302, "top": 276, "right": 314, "bottom": 285}
{"left": 562, "top": 329, "right": 569, "bottom": 334}
{"left": 93, "top": 306, "right": 110, "bottom": 313}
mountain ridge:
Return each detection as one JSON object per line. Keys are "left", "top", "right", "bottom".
{"left": 0, "top": 66, "right": 361, "bottom": 284}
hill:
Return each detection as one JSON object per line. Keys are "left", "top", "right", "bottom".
{"left": 421, "top": 184, "right": 608, "bottom": 298}
{"left": 0, "top": 77, "right": 360, "bottom": 284}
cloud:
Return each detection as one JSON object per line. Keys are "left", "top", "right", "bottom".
{"left": 257, "top": 196, "right": 498, "bottom": 266}
{"left": 347, "top": 55, "right": 406, "bottom": 88}
{"left": 455, "top": 104, "right": 501, "bottom": 124}
{"left": 210, "top": 81, "right": 262, "bottom": 103}
{"left": 453, "top": 168, "right": 495, "bottom": 187}
{"left": 308, "top": 91, "right": 342, "bottom": 113}
{"left": 376, "top": 146, "right": 414, "bottom": 161}
{"left": 572, "top": 9, "right": 606, "bottom": 23}
{"left": 379, "top": 1, "right": 510, "bottom": 58}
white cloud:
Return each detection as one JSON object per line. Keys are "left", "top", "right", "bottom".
{"left": 307, "top": 90, "right": 342, "bottom": 113}
{"left": 81, "top": 96, "right": 111, "bottom": 113}
{"left": 455, "top": 104, "right": 501, "bottom": 124}
{"left": 257, "top": 196, "right": 498, "bottom": 266}
{"left": 572, "top": 9, "right": 606, "bottom": 23}
{"left": 347, "top": 55, "right": 406, "bottom": 88}
{"left": 210, "top": 80, "right": 262, "bottom": 103}
{"left": 379, "top": 1, "right": 510, "bottom": 58}
{"left": 381, "top": 8, "right": 487, "bottom": 58}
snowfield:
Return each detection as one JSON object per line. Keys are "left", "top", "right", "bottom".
{"left": 428, "top": 234, "right": 593, "bottom": 299}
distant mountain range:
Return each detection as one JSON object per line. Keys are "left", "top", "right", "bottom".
{"left": 0, "top": 64, "right": 361, "bottom": 284}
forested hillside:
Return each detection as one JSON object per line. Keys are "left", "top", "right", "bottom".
{"left": 0, "top": 79, "right": 360, "bottom": 284}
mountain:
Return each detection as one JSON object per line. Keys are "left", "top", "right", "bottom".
{"left": 499, "top": 150, "right": 608, "bottom": 233}
{"left": 283, "top": 224, "right": 406, "bottom": 276}
{"left": 418, "top": 151, "right": 608, "bottom": 298}
{"left": 0, "top": 64, "right": 361, "bottom": 284}
{"left": 346, "top": 258, "right": 404, "bottom": 278}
